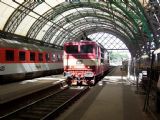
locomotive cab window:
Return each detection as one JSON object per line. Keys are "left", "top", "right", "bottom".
{"left": 6, "top": 50, "right": 14, "bottom": 61}
{"left": 96, "top": 47, "right": 99, "bottom": 58}
{"left": 38, "top": 53, "right": 43, "bottom": 62}
{"left": 80, "top": 45, "right": 93, "bottom": 53}
{"left": 30, "top": 52, "right": 35, "bottom": 61}
{"left": 19, "top": 51, "right": 26, "bottom": 61}
{"left": 65, "top": 45, "right": 78, "bottom": 53}
{"left": 101, "top": 48, "right": 104, "bottom": 63}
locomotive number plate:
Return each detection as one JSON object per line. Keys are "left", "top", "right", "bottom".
{"left": 75, "top": 65, "right": 84, "bottom": 68}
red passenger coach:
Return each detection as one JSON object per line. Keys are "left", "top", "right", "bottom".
{"left": 0, "top": 38, "right": 63, "bottom": 83}
{"left": 63, "top": 40, "right": 109, "bottom": 86}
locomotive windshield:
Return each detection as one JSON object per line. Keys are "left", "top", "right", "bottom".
{"left": 80, "top": 45, "right": 93, "bottom": 53}
{"left": 66, "top": 45, "right": 78, "bottom": 53}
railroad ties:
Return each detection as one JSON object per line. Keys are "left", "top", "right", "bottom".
{"left": 0, "top": 86, "right": 89, "bottom": 120}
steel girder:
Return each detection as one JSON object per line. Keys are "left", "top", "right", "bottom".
{"left": 55, "top": 19, "right": 132, "bottom": 44}
{"left": 43, "top": 13, "right": 133, "bottom": 45}
{"left": 28, "top": 1, "right": 150, "bottom": 56}
{"left": 61, "top": 23, "right": 132, "bottom": 45}
{"left": 3, "top": 1, "right": 40, "bottom": 33}
{"left": 53, "top": 17, "right": 142, "bottom": 52}
{"left": 43, "top": 9, "right": 135, "bottom": 40}
{"left": 26, "top": 2, "right": 77, "bottom": 39}
{"left": 27, "top": 11, "right": 54, "bottom": 38}
{"left": 41, "top": 12, "right": 142, "bottom": 56}
{"left": 57, "top": 24, "right": 138, "bottom": 55}
{"left": 143, "top": 0, "right": 160, "bottom": 48}
{"left": 26, "top": 1, "right": 143, "bottom": 41}
{"left": 2, "top": 0, "right": 155, "bottom": 57}
{"left": 63, "top": 26, "right": 136, "bottom": 56}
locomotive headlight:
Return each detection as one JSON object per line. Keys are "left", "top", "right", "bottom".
{"left": 84, "top": 72, "right": 94, "bottom": 77}
{"left": 64, "top": 72, "right": 72, "bottom": 78}
{"left": 85, "top": 66, "right": 90, "bottom": 68}
{"left": 76, "top": 60, "right": 83, "bottom": 64}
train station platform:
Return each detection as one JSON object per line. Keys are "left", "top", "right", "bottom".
{"left": 0, "top": 74, "right": 66, "bottom": 104}
{"left": 56, "top": 67, "right": 152, "bottom": 120}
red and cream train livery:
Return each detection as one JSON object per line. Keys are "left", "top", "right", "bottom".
{"left": 63, "top": 40, "right": 109, "bottom": 85}
{"left": 0, "top": 38, "right": 63, "bottom": 83}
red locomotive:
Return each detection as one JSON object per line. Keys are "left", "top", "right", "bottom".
{"left": 63, "top": 40, "right": 109, "bottom": 86}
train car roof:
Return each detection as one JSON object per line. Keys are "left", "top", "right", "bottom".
{"left": 0, "top": 38, "right": 61, "bottom": 52}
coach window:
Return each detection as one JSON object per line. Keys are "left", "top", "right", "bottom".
{"left": 52, "top": 54, "right": 56, "bottom": 61}
{"left": 6, "top": 50, "right": 14, "bottom": 61}
{"left": 45, "top": 53, "right": 50, "bottom": 62}
{"left": 57, "top": 54, "right": 61, "bottom": 61}
{"left": 38, "top": 53, "right": 43, "bottom": 62}
{"left": 19, "top": 51, "right": 26, "bottom": 61}
{"left": 30, "top": 52, "right": 35, "bottom": 61}
{"left": 158, "top": 53, "right": 160, "bottom": 61}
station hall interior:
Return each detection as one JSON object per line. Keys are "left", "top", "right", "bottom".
{"left": 0, "top": 0, "right": 160, "bottom": 120}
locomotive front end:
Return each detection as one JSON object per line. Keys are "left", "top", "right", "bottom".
{"left": 63, "top": 41, "right": 97, "bottom": 86}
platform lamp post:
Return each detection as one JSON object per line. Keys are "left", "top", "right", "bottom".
{"left": 134, "top": 57, "right": 139, "bottom": 93}
{"left": 143, "top": 51, "right": 155, "bottom": 112}
{"left": 121, "top": 57, "right": 123, "bottom": 81}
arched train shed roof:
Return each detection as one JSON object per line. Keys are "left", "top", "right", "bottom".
{"left": 0, "top": 0, "right": 159, "bottom": 57}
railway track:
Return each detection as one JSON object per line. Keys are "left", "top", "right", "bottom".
{"left": 0, "top": 86, "right": 89, "bottom": 120}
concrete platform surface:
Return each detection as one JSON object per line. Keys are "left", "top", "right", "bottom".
{"left": 0, "top": 74, "right": 65, "bottom": 104}
{"left": 56, "top": 81, "right": 152, "bottom": 120}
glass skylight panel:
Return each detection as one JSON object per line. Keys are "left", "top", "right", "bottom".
{"left": 63, "top": 22, "right": 74, "bottom": 29}
{"left": 15, "top": 16, "right": 36, "bottom": 36}
{"left": 32, "top": 3, "right": 50, "bottom": 16}
{"left": 50, "top": 28, "right": 66, "bottom": 44}
{"left": 51, "top": 7, "right": 93, "bottom": 26}
{"left": 63, "top": 9, "right": 78, "bottom": 15}
{"left": 36, "top": 22, "right": 52, "bottom": 40}
{"left": 1, "top": 0, "right": 23, "bottom": 6}
{"left": 46, "top": 0, "right": 65, "bottom": 7}
{"left": 71, "top": 26, "right": 86, "bottom": 33}
{"left": 60, "top": 38, "right": 69, "bottom": 45}
{"left": 53, "top": 14, "right": 65, "bottom": 23}
{"left": 28, "top": 11, "right": 39, "bottom": 18}
{"left": 55, "top": 18, "right": 66, "bottom": 26}
{"left": 0, "top": 1, "right": 19, "bottom": 29}
{"left": 88, "top": 32, "right": 128, "bottom": 50}
{"left": 50, "top": 35, "right": 59, "bottom": 44}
